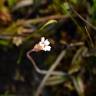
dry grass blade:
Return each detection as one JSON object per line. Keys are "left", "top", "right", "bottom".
{"left": 71, "top": 76, "right": 85, "bottom": 96}
{"left": 69, "top": 46, "right": 87, "bottom": 74}
{"left": 35, "top": 50, "right": 66, "bottom": 96}
{"left": 85, "top": 26, "right": 94, "bottom": 48}
{"left": 69, "top": 4, "right": 96, "bottom": 30}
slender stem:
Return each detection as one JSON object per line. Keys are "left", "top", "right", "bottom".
{"left": 25, "top": 15, "right": 69, "bottom": 24}
{"left": 35, "top": 50, "right": 66, "bottom": 96}
{"left": 26, "top": 49, "right": 66, "bottom": 76}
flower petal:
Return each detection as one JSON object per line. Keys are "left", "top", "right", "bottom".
{"left": 41, "top": 37, "right": 45, "bottom": 42}
{"left": 39, "top": 42, "right": 44, "bottom": 47}
{"left": 43, "top": 46, "right": 51, "bottom": 51}
{"left": 44, "top": 39, "right": 50, "bottom": 45}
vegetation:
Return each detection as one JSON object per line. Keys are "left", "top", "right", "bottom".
{"left": 0, "top": 0, "right": 96, "bottom": 96}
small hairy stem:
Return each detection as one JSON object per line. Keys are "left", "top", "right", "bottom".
{"left": 26, "top": 49, "right": 66, "bottom": 76}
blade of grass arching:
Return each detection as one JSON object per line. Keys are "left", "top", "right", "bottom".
{"left": 67, "top": 2, "right": 96, "bottom": 30}
{"left": 69, "top": 46, "right": 87, "bottom": 74}
{"left": 54, "top": 0, "right": 86, "bottom": 40}
{"left": 85, "top": 26, "right": 94, "bottom": 48}
{"left": 39, "top": 20, "right": 57, "bottom": 30}
{"left": 25, "top": 15, "right": 68, "bottom": 24}
{"left": 70, "top": 16, "right": 94, "bottom": 48}
{"left": 69, "top": 14, "right": 85, "bottom": 35}
{"left": 24, "top": 19, "right": 58, "bottom": 41}
{"left": 71, "top": 76, "right": 85, "bottom": 96}
{"left": 64, "top": 1, "right": 94, "bottom": 48}
{"left": 45, "top": 75, "right": 68, "bottom": 86}
{"left": 66, "top": 1, "right": 95, "bottom": 48}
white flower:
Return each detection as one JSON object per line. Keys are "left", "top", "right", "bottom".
{"left": 39, "top": 37, "right": 51, "bottom": 51}
{"left": 39, "top": 37, "right": 50, "bottom": 46}
{"left": 32, "top": 37, "right": 51, "bottom": 52}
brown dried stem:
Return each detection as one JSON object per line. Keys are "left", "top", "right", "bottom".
{"left": 25, "top": 14, "right": 69, "bottom": 24}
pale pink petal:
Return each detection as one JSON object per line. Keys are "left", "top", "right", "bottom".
{"left": 39, "top": 42, "right": 44, "bottom": 47}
